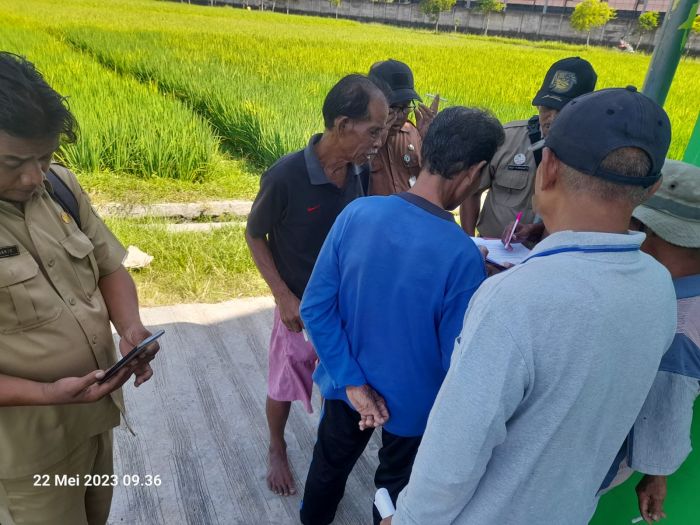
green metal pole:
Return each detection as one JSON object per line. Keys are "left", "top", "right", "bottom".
{"left": 641, "top": 0, "right": 699, "bottom": 106}
{"left": 684, "top": 111, "right": 700, "bottom": 167}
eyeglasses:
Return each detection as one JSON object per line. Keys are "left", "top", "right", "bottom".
{"left": 389, "top": 102, "right": 416, "bottom": 115}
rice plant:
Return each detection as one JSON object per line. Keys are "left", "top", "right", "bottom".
{"left": 0, "top": 19, "right": 220, "bottom": 181}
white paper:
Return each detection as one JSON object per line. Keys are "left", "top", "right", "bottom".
{"left": 123, "top": 245, "right": 154, "bottom": 269}
{"left": 471, "top": 237, "right": 531, "bottom": 266}
{"left": 374, "top": 488, "right": 395, "bottom": 519}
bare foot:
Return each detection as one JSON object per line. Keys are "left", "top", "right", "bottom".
{"left": 267, "top": 445, "right": 297, "bottom": 496}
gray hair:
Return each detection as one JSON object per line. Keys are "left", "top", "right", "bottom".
{"left": 560, "top": 147, "right": 654, "bottom": 207}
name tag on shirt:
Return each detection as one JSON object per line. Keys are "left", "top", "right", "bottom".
{"left": 506, "top": 165, "right": 530, "bottom": 172}
{"left": 0, "top": 245, "right": 19, "bottom": 259}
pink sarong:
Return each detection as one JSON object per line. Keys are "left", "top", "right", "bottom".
{"left": 267, "top": 307, "right": 317, "bottom": 413}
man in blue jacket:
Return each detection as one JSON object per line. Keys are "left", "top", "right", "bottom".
{"left": 298, "top": 106, "right": 504, "bottom": 525}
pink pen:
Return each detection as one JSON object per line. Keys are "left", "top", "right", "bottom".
{"left": 504, "top": 211, "right": 523, "bottom": 251}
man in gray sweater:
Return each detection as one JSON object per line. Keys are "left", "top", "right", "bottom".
{"left": 384, "top": 87, "right": 677, "bottom": 525}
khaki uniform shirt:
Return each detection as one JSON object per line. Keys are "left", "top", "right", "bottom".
{"left": 0, "top": 164, "right": 126, "bottom": 478}
{"left": 368, "top": 122, "right": 422, "bottom": 196}
{"left": 476, "top": 120, "right": 538, "bottom": 238}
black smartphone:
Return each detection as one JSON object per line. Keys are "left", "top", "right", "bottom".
{"left": 98, "top": 329, "right": 165, "bottom": 384}
{"left": 485, "top": 257, "right": 509, "bottom": 272}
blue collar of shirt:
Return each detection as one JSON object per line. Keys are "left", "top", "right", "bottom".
{"left": 304, "top": 133, "right": 360, "bottom": 186}
{"left": 673, "top": 274, "right": 700, "bottom": 300}
{"left": 395, "top": 192, "right": 455, "bottom": 223}
{"left": 527, "top": 230, "right": 644, "bottom": 259}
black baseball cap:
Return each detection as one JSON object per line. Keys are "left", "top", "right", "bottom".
{"left": 540, "top": 86, "right": 671, "bottom": 188}
{"left": 369, "top": 59, "right": 422, "bottom": 105}
{"left": 532, "top": 57, "right": 597, "bottom": 111}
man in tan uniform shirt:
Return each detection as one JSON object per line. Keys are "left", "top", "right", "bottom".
{"left": 0, "top": 53, "right": 158, "bottom": 525}
{"left": 460, "top": 57, "right": 597, "bottom": 238}
{"left": 368, "top": 60, "right": 437, "bottom": 196}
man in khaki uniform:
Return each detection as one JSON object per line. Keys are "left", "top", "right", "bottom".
{"left": 460, "top": 57, "right": 597, "bottom": 238}
{"left": 367, "top": 60, "right": 437, "bottom": 196}
{"left": 0, "top": 52, "right": 158, "bottom": 524}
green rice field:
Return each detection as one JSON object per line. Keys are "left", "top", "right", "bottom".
{"left": 1, "top": 0, "right": 698, "bottom": 184}
{"left": 0, "top": 17, "right": 219, "bottom": 182}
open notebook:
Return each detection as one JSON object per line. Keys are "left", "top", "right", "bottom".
{"left": 470, "top": 237, "right": 531, "bottom": 266}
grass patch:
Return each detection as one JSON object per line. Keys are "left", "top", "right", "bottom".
{"left": 78, "top": 158, "right": 260, "bottom": 205}
{"left": 106, "top": 218, "right": 267, "bottom": 306}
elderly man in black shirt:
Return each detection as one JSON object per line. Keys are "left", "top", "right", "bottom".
{"left": 245, "top": 74, "right": 388, "bottom": 497}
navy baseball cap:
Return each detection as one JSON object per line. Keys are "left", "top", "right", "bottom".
{"left": 537, "top": 86, "right": 671, "bottom": 188}
{"left": 369, "top": 59, "right": 422, "bottom": 105}
{"left": 532, "top": 57, "right": 597, "bottom": 111}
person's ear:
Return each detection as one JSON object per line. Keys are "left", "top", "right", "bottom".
{"left": 453, "top": 160, "right": 486, "bottom": 204}
{"left": 334, "top": 116, "right": 350, "bottom": 135}
{"left": 645, "top": 176, "right": 663, "bottom": 199}
{"left": 469, "top": 160, "right": 486, "bottom": 179}
{"left": 538, "top": 148, "right": 560, "bottom": 191}
{"left": 465, "top": 160, "right": 486, "bottom": 187}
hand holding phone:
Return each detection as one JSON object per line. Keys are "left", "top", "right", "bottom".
{"left": 99, "top": 329, "right": 165, "bottom": 384}
{"left": 485, "top": 257, "right": 508, "bottom": 272}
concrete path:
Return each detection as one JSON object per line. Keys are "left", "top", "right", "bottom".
{"left": 108, "top": 297, "right": 379, "bottom": 525}
{"left": 162, "top": 222, "right": 245, "bottom": 233}
{"left": 96, "top": 200, "right": 252, "bottom": 219}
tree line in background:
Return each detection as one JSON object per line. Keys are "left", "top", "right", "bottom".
{"left": 414, "top": 0, "right": 698, "bottom": 50}
{"left": 223, "top": 0, "right": 700, "bottom": 51}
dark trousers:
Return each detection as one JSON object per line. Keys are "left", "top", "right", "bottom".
{"left": 300, "top": 399, "right": 422, "bottom": 525}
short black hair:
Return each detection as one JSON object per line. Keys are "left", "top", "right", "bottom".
{"left": 367, "top": 73, "right": 394, "bottom": 104}
{"left": 0, "top": 52, "right": 77, "bottom": 142}
{"left": 422, "top": 106, "right": 504, "bottom": 179}
{"left": 322, "top": 74, "right": 386, "bottom": 130}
